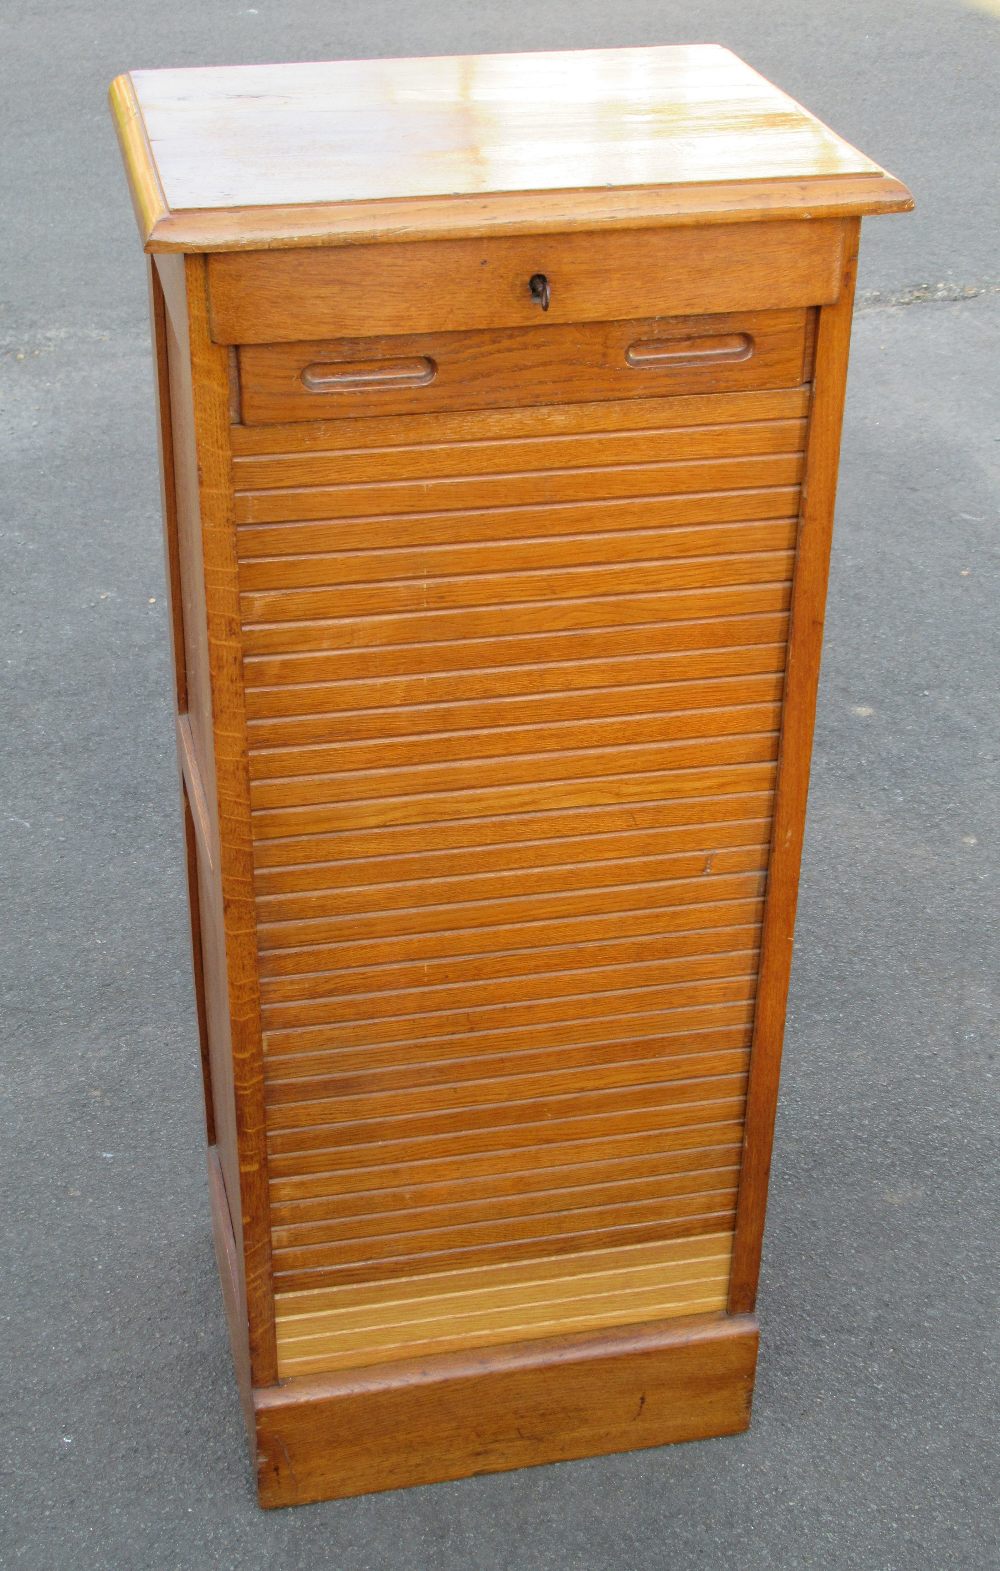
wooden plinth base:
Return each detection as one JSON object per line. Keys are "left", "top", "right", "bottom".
{"left": 255, "top": 1311, "right": 758, "bottom": 1507}
{"left": 208, "top": 1147, "right": 757, "bottom": 1507}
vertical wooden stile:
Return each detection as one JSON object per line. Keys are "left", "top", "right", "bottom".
{"left": 180, "top": 255, "right": 278, "bottom": 1386}
{"left": 728, "top": 222, "right": 861, "bottom": 1313}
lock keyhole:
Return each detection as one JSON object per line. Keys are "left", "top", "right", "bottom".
{"left": 529, "top": 273, "right": 551, "bottom": 312}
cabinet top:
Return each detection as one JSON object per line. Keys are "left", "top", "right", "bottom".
{"left": 110, "top": 44, "right": 912, "bottom": 253}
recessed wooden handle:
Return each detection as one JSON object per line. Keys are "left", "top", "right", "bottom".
{"left": 626, "top": 333, "right": 753, "bottom": 369}
{"left": 301, "top": 356, "right": 437, "bottom": 392}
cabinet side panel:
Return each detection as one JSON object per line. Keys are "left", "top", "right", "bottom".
{"left": 728, "top": 221, "right": 861, "bottom": 1313}
{"left": 181, "top": 254, "right": 278, "bottom": 1385}
{"left": 148, "top": 259, "right": 216, "bottom": 1148}
{"left": 154, "top": 255, "right": 241, "bottom": 1217}
{"left": 160, "top": 263, "right": 219, "bottom": 813}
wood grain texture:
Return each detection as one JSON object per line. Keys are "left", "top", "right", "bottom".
{"left": 273, "top": 1234, "right": 734, "bottom": 1375}
{"left": 208, "top": 1145, "right": 255, "bottom": 1449}
{"left": 211, "top": 227, "right": 842, "bottom": 344}
{"left": 231, "top": 372, "right": 807, "bottom": 1299}
{"left": 728, "top": 222, "right": 862, "bottom": 1315}
{"left": 111, "top": 40, "right": 915, "bottom": 1504}
{"left": 234, "top": 419, "right": 806, "bottom": 490}
{"left": 254, "top": 1309, "right": 759, "bottom": 1505}
{"left": 111, "top": 45, "right": 910, "bottom": 254}
{"left": 231, "top": 384, "right": 811, "bottom": 454}
{"left": 149, "top": 258, "right": 217, "bottom": 1147}
{"left": 178, "top": 257, "right": 278, "bottom": 1384}
{"left": 237, "top": 310, "right": 810, "bottom": 421}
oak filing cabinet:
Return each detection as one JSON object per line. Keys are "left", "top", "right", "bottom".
{"left": 109, "top": 46, "right": 911, "bottom": 1506}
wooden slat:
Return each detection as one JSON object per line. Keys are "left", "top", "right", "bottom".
{"left": 275, "top": 1182, "right": 736, "bottom": 1252}
{"left": 234, "top": 416, "right": 807, "bottom": 491}
{"left": 230, "top": 386, "right": 811, "bottom": 455}
{"left": 267, "top": 1091, "right": 748, "bottom": 1174}
{"left": 273, "top": 1189, "right": 739, "bottom": 1274}
{"left": 250, "top": 703, "right": 782, "bottom": 789}
{"left": 244, "top": 608, "right": 790, "bottom": 686}
{"left": 255, "top": 845, "right": 767, "bottom": 928}
{"left": 254, "top": 815, "right": 772, "bottom": 896}
{"left": 272, "top": 1179, "right": 739, "bottom": 1257}
{"left": 257, "top": 867, "right": 769, "bottom": 955}
{"left": 261, "top": 946, "right": 759, "bottom": 1027}
{"left": 238, "top": 520, "right": 799, "bottom": 596}
{"left": 277, "top": 1232, "right": 730, "bottom": 1316}
{"left": 268, "top": 1034, "right": 753, "bottom": 1107}
{"left": 235, "top": 454, "right": 804, "bottom": 525}
{"left": 258, "top": 897, "right": 768, "bottom": 982}
{"left": 245, "top": 641, "right": 787, "bottom": 723}
{"left": 248, "top": 673, "right": 784, "bottom": 755}
{"left": 264, "top": 1004, "right": 755, "bottom": 1076}
{"left": 272, "top": 1209, "right": 737, "bottom": 1292}
{"left": 258, "top": 922, "right": 761, "bottom": 1007}
{"left": 233, "top": 389, "right": 800, "bottom": 1313}
{"left": 268, "top": 1073, "right": 747, "bottom": 1153}
{"left": 236, "top": 487, "right": 802, "bottom": 559}
{"left": 253, "top": 787, "right": 775, "bottom": 869}
{"left": 241, "top": 549, "right": 796, "bottom": 628}
{"left": 242, "top": 582, "right": 793, "bottom": 657}
{"left": 270, "top": 1120, "right": 746, "bottom": 1203}
{"left": 273, "top": 1232, "right": 734, "bottom": 1376}
{"left": 266, "top": 1032, "right": 754, "bottom": 1113}
{"left": 274, "top": 1277, "right": 733, "bottom": 1372}
{"left": 266, "top": 1059, "right": 749, "bottom": 1141}
{"left": 251, "top": 734, "right": 781, "bottom": 818}
{"left": 270, "top": 1142, "right": 743, "bottom": 1225}
{"left": 251, "top": 763, "right": 778, "bottom": 843}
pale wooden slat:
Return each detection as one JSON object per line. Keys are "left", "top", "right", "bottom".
{"left": 276, "top": 1276, "right": 729, "bottom": 1374}
{"left": 276, "top": 1232, "right": 731, "bottom": 1315}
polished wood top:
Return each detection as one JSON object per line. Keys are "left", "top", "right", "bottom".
{"left": 110, "top": 45, "right": 912, "bottom": 251}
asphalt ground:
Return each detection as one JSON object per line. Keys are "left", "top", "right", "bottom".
{"left": 1, "top": 3, "right": 998, "bottom": 1567}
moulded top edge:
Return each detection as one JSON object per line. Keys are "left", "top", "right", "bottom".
{"left": 108, "top": 46, "right": 913, "bottom": 253}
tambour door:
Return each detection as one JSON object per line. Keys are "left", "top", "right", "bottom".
{"left": 230, "top": 349, "right": 812, "bottom": 1378}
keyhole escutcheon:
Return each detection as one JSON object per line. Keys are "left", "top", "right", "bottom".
{"left": 529, "top": 273, "right": 551, "bottom": 311}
